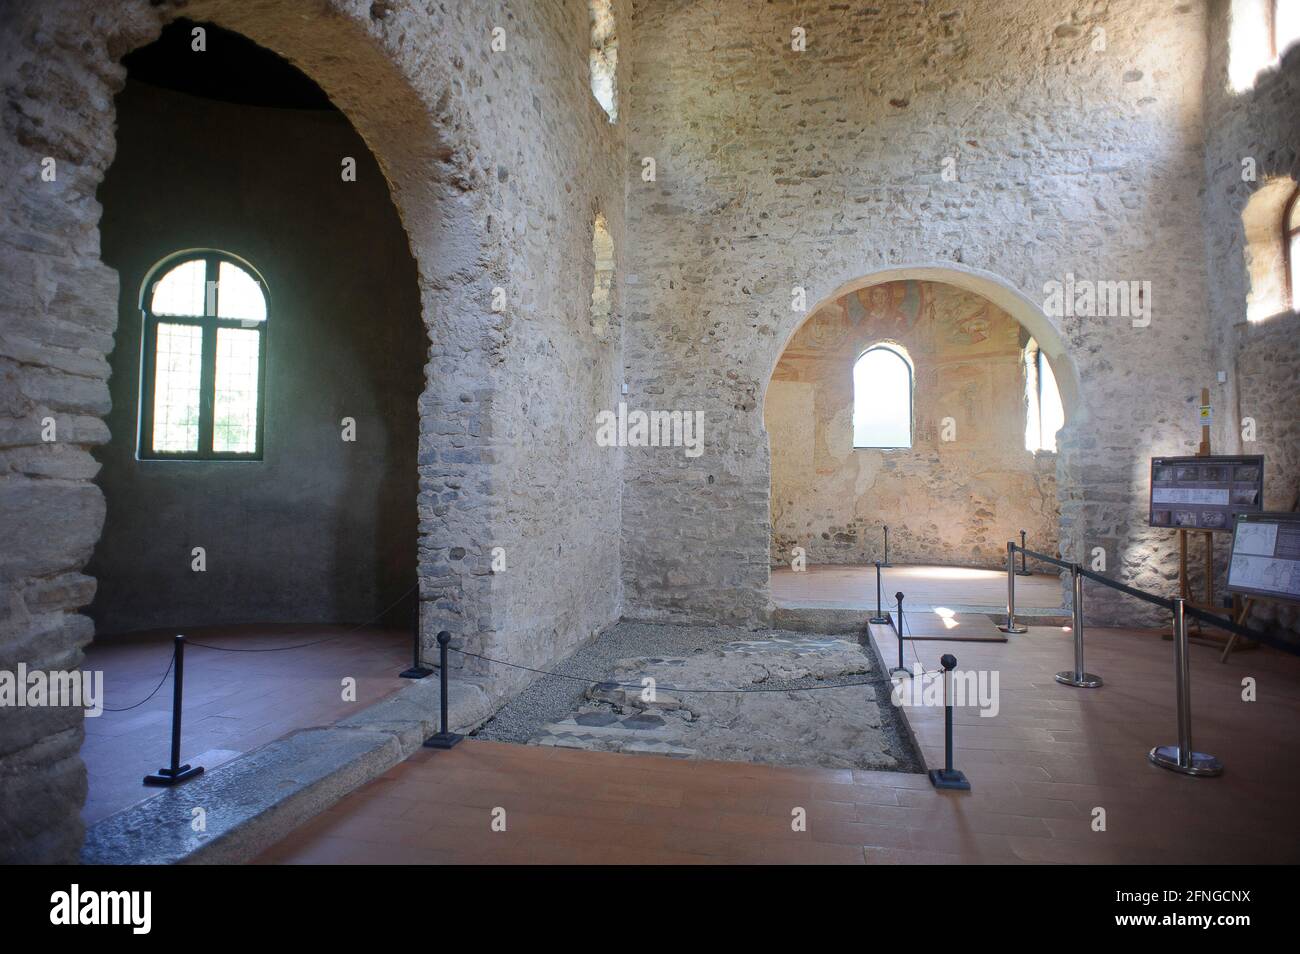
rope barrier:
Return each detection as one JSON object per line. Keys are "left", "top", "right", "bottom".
{"left": 444, "top": 644, "right": 881, "bottom": 694}
{"left": 103, "top": 644, "right": 176, "bottom": 712}
{"left": 185, "top": 583, "right": 419, "bottom": 653}
{"left": 98, "top": 584, "right": 418, "bottom": 713}
{"left": 1010, "top": 541, "right": 1299, "bottom": 657}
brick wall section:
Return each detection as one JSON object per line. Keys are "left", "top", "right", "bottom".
{"left": 0, "top": 0, "right": 629, "bottom": 862}
{"left": 623, "top": 0, "right": 1214, "bottom": 625}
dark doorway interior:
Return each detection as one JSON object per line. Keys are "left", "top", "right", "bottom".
{"left": 89, "top": 20, "right": 424, "bottom": 635}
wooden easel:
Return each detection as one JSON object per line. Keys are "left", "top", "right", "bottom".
{"left": 1172, "top": 388, "right": 1252, "bottom": 649}
{"left": 1177, "top": 388, "right": 1215, "bottom": 631}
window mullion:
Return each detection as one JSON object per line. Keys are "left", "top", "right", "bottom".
{"left": 197, "top": 257, "right": 218, "bottom": 456}
{"left": 140, "top": 314, "right": 159, "bottom": 457}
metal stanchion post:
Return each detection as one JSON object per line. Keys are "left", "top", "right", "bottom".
{"left": 400, "top": 599, "right": 434, "bottom": 679}
{"left": 869, "top": 561, "right": 889, "bottom": 625}
{"left": 1149, "top": 598, "right": 1222, "bottom": 777}
{"left": 998, "top": 540, "right": 1028, "bottom": 634}
{"left": 928, "top": 653, "right": 971, "bottom": 791}
{"left": 423, "top": 631, "right": 463, "bottom": 750}
{"left": 881, "top": 525, "right": 892, "bottom": 567}
{"left": 889, "top": 591, "right": 909, "bottom": 677}
{"left": 144, "top": 635, "right": 204, "bottom": 787}
{"left": 1016, "top": 529, "right": 1032, "bottom": 575}
{"left": 1055, "top": 564, "right": 1102, "bottom": 688}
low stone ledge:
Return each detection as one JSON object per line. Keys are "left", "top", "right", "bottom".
{"left": 81, "top": 673, "right": 497, "bottom": 865}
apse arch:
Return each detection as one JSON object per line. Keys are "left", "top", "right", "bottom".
{"left": 762, "top": 261, "right": 1086, "bottom": 580}
{"left": 765, "top": 262, "right": 1083, "bottom": 422}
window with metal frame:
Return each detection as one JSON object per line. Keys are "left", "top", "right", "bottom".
{"left": 138, "top": 251, "right": 268, "bottom": 460}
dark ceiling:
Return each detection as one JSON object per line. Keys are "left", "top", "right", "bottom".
{"left": 123, "top": 19, "right": 336, "bottom": 111}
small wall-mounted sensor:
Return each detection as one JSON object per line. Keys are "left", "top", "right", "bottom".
{"left": 1216, "top": 371, "right": 1227, "bottom": 383}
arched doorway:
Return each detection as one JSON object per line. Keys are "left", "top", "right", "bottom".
{"left": 762, "top": 263, "right": 1084, "bottom": 610}
{"left": 0, "top": 1, "right": 497, "bottom": 861}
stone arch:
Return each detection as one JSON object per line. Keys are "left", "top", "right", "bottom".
{"left": 1, "top": 0, "right": 497, "bottom": 860}
{"left": 766, "top": 263, "right": 1084, "bottom": 421}
{"left": 760, "top": 262, "right": 1087, "bottom": 585}
{"left": 1240, "top": 175, "right": 1298, "bottom": 322}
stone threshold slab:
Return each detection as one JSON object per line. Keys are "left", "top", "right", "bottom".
{"left": 81, "top": 673, "right": 496, "bottom": 865}
{"left": 772, "top": 604, "right": 1066, "bottom": 634}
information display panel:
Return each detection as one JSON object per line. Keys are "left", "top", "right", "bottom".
{"left": 1149, "top": 455, "right": 1263, "bottom": 532}
{"left": 1227, "top": 512, "right": 1300, "bottom": 602}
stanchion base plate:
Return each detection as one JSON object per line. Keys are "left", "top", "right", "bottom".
{"left": 997, "top": 623, "right": 1028, "bottom": 634}
{"left": 1055, "top": 671, "right": 1103, "bottom": 688}
{"left": 928, "top": 768, "right": 971, "bottom": 791}
{"left": 399, "top": 666, "right": 434, "bottom": 679}
{"left": 868, "top": 616, "right": 890, "bottom": 625}
{"left": 424, "top": 732, "right": 463, "bottom": 750}
{"left": 1148, "top": 745, "right": 1222, "bottom": 777}
{"left": 143, "top": 764, "right": 204, "bottom": 787}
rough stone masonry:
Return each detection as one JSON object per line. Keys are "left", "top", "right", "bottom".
{"left": 1, "top": 0, "right": 1298, "bottom": 863}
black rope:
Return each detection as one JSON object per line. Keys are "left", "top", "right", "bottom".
{"left": 103, "top": 643, "right": 176, "bottom": 712}
{"left": 877, "top": 566, "right": 941, "bottom": 677}
{"left": 185, "top": 583, "right": 418, "bottom": 654}
{"left": 444, "top": 645, "right": 879, "bottom": 694}
{"left": 1014, "top": 542, "right": 1297, "bottom": 657}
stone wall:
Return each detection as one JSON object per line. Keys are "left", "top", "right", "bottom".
{"left": 87, "top": 80, "right": 423, "bottom": 635}
{"left": 1, "top": 0, "right": 629, "bottom": 862}
{"left": 623, "top": 0, "right": 1214, "bottom": 626}
{"left": 767, "top": 280, "right": 1058, "bottom": 569}
{"left": 1202, "top": 0, "right": 1300, "bottom": 633}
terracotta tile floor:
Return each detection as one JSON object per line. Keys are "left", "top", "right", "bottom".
{"left": 772, "top": 563, "right": 1064, "bottom": 612}
{"left": 81, "top": 624, "right": 410, "bottom": 824}
{"left": 258, "top": 618, "right": 1300, "bottom": 864}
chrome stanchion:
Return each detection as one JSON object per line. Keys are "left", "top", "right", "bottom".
{"left": 1055, "top": 564, "right": 1102, "bottom": 688}
{"left": 928, "top": 653, "right": 971, "bottom": 791}
{"left": 998, "top": 541, "right": 1027, "bottom": 634}
{"left": 869, "top": 561, "right": 889, "bottom": 625}
{"left": 889, "top": 591, "right": 909, "bottom": 677}
{"left": 1016, "top": 529, "right": 1032, "bottom": 576}
{"left": 1149, "top": 598, "right": 1222, "bottom": 777}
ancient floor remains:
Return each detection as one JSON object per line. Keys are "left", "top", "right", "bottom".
{"left": 476, "top": 624, "right": 919, "bottom": 772}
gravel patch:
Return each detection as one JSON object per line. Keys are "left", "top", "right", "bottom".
{"left": 472, "top": 620, "right": 924, "bottom": 774}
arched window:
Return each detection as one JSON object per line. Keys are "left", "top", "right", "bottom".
{"left": 1285, "top": 185, "right": 1300, "bottom": 308}
{"left": 139, "top": 251, "right": 267, "bottom": 459}
{"left": 852, "top": 345, "right": 912, "bottom": 448}
{"left": 1273, "top": 0, "right": 1300, "bottom": 59}
{"left": 589, "top": 1, "right": 618, "bottom": 122}
{"left": 1024, "top": 339, "right": 1064, "bottom": 453}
